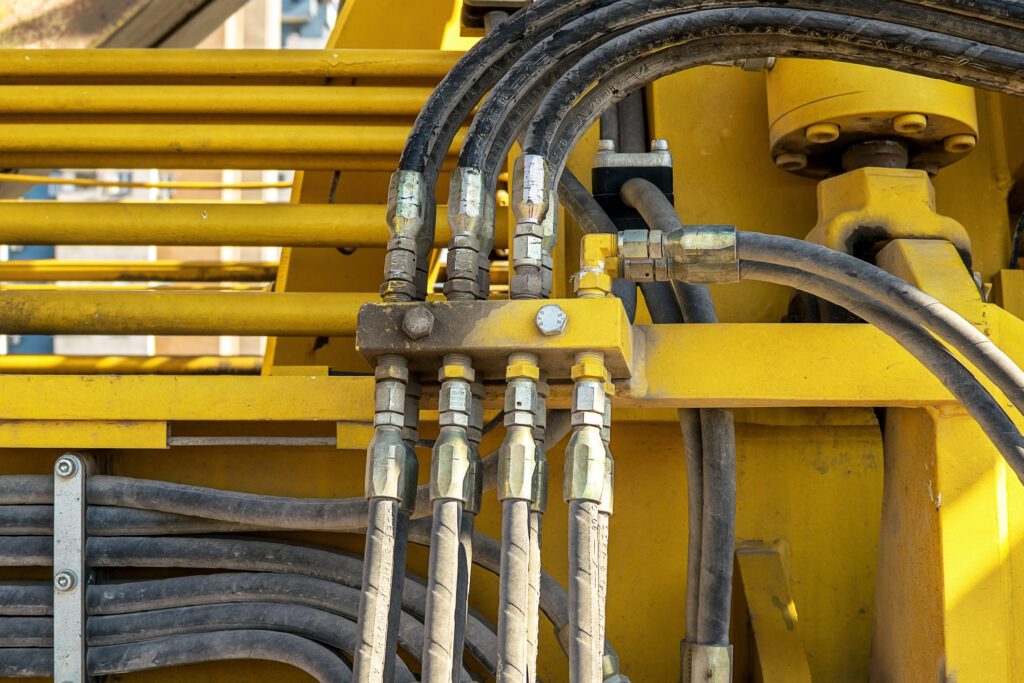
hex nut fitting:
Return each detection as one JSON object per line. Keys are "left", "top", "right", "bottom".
{"left": 386, "top": 170, "right": 427, "bottom": 240}
{"left": 662, "top": 225, "right": 739, "bottom": 284}
{"left": 365, "top": 425, "right": 406, "bottom": 500}
{"left": 54, "top": 570, "right": 77, "bottom": 592}
{"left": 397, "top": 305, "right": 434, "bottom": 339}
{"left": 430, "top": 426, "right": 472, "bottom": 503}
{"left": 563, "top": 425, "right": 607, "bottom": 503}
{"left": 535, "top": 304, "right": 568, "bottom": 336}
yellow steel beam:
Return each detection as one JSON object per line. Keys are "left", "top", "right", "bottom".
{"left": 0, "top": 291, "right": 372, "bottom": 336}
{"left": 0, "top": 85, "right": 435, "bottom": 116}
{"left": 0, "top": 420, "right": 167, "bottom": 449}
{"left": 0, "top": 375, "right": 373, "bottom": 421}
{"left": 0, "top": 202, "right": 508, "bottom": 248}
{"left": 0, "top": 355, "right": 261, "bottom": 375}
{"left": 0, "top": 49, "right": 460, "bottom": 80}
{"left": 0, "top": 153, "right": 443, "bottom": 172}
{"left": 0, "top": 260, "right": 277, "bottom": 282}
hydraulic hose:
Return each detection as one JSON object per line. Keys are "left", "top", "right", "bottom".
{"left": 739, "top": 260, "right": 1024, "bottom": 482}
{"left": 0, "top": 631, "right": 353, "bottom": 681}
{"left": 621, "top": 177, "right": 737, "bottom": 647}
{"left": 423, "top": 498, "right": 464, "bottom": 682}
{"left": 568, "top": 500, "right": 604, "bottom": 683}
{"left": 735, "top": 232, "right": 1024, "bottom": 426}
{"left": 355, "top": 497, "right": 405, "bottom": 681}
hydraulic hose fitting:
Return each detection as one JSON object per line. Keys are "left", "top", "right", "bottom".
{"left": 564, "top": 352, "right": 609, "bottom": 504}
{"left": 383, "top": 170, "right": 428, "bottom": 302}
{"left": 431, "top": 353, "right": 475, "bottom": 504}
{"left": 366, "top": 354, "right": 410, "bottom": 501}
{"left": 499, "top": 352, "right": 541, "bottom": 502}
{"left": 577, "top": 234, "right": 619, "bottom": 299}
{"left": 685, "top": 644, "right": 732, "bottom": 683}
{"left": 465, "top": 381, "right": 486, "bottom": 516}
{"left": 661, "top": 226, "right": 738, "bottom": 284}
{"left": 603, "top": 649, "right": 631, "bottom": 683}
{"left": 539, "top": 194, "right": 559, "bottom": 299}
{"left": 445, "top": 167, "right": 489, "bottom": 302}
{"left": 532, "top": 372, "right": 550, "bottom": 515}
{"left": 511, "top": 154, "right": 551, "bottom": 300}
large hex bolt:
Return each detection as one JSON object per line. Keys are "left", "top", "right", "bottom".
{"left": 402, "top": 306, "right": 435, "bottom": 340}
{"left": 535, "top": 304, "right": 568, "bottom": 337}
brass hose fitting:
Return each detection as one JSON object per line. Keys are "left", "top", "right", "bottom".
{"left": 382, "top": 170, "right": 428, "bottom": 302}
{"left": 511, "top": 154, "right": 551, "bottom": 300}
{"left": 564, "top": 352, "right": 610, "bottom": 504}
{"left": 430, "top": 353, "right": 474, "bottom": 504}
{"left": 499, "top": 352, "right": 540, "bottom": 501}
{"left": 366, "top": 354, "right": 410, "bottom": 501}
{"left": 661, "top": 225, "right": 738, "bottom": 284}
{"left": 398, "top": 378, "right": 421, "bottom": 515}
{"left": 445, "top": 167, "right": 488, "bottom": 301}
{"left": 539, "top": 194, "right": 559, "bottom": 299}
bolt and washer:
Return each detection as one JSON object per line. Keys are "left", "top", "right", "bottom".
{"left": 55, "top": 456, "right": 78, "bottom": 478}
{"left": 535, "top": 304, "right": 568, "bottom": 336}
{"left": 402, "top": 306, "right": 434, "bottom": 340}
{"left": 54, "top": 570, "right": 77, "bottom": 592}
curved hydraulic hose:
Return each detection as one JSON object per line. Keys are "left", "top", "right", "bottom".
{"left": 0, "top": 631, "right": 353, "bottom": 681}
{"left": 547, "top": 35, "right": 1024, "bottom": 180}
{"left": 478, "top": 4, "right": 1024, "bottom": 181}
{"left": 740, "top": 260, "right": 1024, "bottom": 481}
{"left": 735, "top": 232, "right": 1024, "bottom": 429}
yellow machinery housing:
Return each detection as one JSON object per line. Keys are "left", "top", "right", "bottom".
{"left": 2, "top": 1, "right": 1024, "bottom": 682}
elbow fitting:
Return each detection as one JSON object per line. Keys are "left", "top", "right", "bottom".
{"left": 498, "top": 353, "right": 540, "bottom": 501}
{"left": 383, "top": 170, "right": 428, "bottom": 302}
{"left": 661, "top": 225, "right": 738, "bottom": 284}
{"left": 445, "top": 167, "right": 489, "bottom": 301}
{"left": 576, "top": 234, "right": 619, "bottom": 299}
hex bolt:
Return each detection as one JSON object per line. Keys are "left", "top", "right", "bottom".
{"left": 54, "top": 570, "right": 77, "bottom": 592}
{"left": 774, "top": 152, "right": 807, "bottom": 172}
{"left": 54, "top": 456, "right": 77, "bottom": 478}
{"left": 401, "top": 306, "right": 434, "bottom": 340}
{"left": 535, "top": 304, "right": 568, "bottom": 336}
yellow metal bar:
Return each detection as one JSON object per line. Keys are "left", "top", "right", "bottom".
{"left": 0, "top": 153, "right": 455, "bottom": 171}
{"left": 0, "top": 123, "right": 463, "bottom": 157}
{"left": 0, "top": 355, "right": 261, "bottom": 375}
{"left": 0, "top": 172, "right": 293, "bottom": 190}
{"left": 735, "top": 541, "right": 814, "bottom": 683}
{"left": 0, "top": 49, "right": 460, "bottom": 79}
{"left": 0, "top": 85, "right": 435, "bottom": 116}
{"left": 0, "top": 375, "right": 374, "bottom": 421}
{"left": 0, "top": 420, "right": 167, "bottom": 449}
{"left": 0, "top": 261, "right": 277, "bottom": 282}
{"left": 0, "top": 202, "right": 507, "bottom": 248}
{"left": 0, "top": 291, "right": 372, "bottom": 336}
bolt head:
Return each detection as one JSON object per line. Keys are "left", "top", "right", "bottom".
{"left": 54, "top": 457, "right": 77, "bottom": 478}
{"left": 401, "top": 306, "right": 434, "bottom": 340}
{"left": 54, "top": 570, "right": 77, "bottom": 592}
{"left": 651, "top": 138, "right": 670, "bottom": 151}
{"left": 535, "top": 304, "right": 568, "bottom": 336}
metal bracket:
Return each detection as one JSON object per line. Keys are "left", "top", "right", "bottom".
{"left": 53, "top": 453, "right": 86, "bottom": 683}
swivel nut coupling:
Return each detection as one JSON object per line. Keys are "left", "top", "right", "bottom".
{"left": 445, "top": 167, "right": 489, "bottom": 301}
{"left": 382, "top": 170, "right": 428, "bottom": 302}
{"left": 431, "top": 353, "right": 475, "bottom": 503}
{"left": 498, "top": 353, "right": 540, "bottom": 502}
{"left": 564, "top": 352, "right": 611, "bottom": 504}
{"left": 614, "top": 225, "right": 738, "bottom": 284}
{"left": 511, "top": 155, "right": 552, "bottom": 299}
{"left": 366, "top": 354, "right": 413, "bottom": 502}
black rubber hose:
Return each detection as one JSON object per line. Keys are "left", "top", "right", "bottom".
{"left": 740, "top": 261, "right": 1024, "bottom": 478}
{"left": 0, "top": 631, "right": 356, "bottom": 680}
{"left": 488, "top": 3, "right": 1024, "bottom": 180}
{"left": 0, "top": 534, "right": 501, "bottom": 674}
{"left": 529, "top": 7, "right": 1024, "bottom": 163}
{"left": 87, "top": 631, "right": 352, "bottom": 681}
{"left": 0, "top": 583, "right": 50, "bottom": 616}
{"left": 0, "top": 616, "right": 49, "bottom": 647}
{"left": 547, "top": 35, "right": 1024, "bottom": 179}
